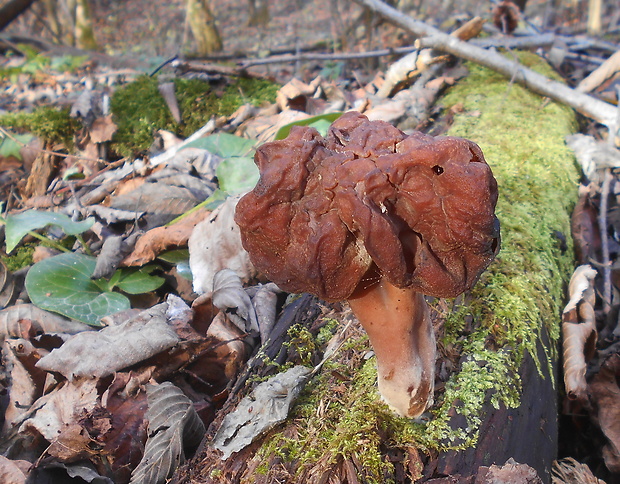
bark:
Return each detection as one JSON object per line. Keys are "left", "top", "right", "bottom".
{"left": 186, "top": 0, "right": 222, "bottom": 56}
{"left": 74, "top": 0, "right": 99, "bottom": 50}
{"left": 0, "top": 0, "right": 36, "bottom": 31}
{"left": 247, "top": 0, "right": 269, "bottom": 27}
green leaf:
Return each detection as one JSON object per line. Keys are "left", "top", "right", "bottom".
{"left": 25, "top": 252, "right": 130, "bottom": 327}
{"left": 274, "top": 112, "right": 343, "bottom": 140}
{"left": 4, "top": 210, "right": 94, "bottom": 253}
{"left": 184, "top": 133, "right": 255, "bottom": 158}
{"left": 217, "top": 156, "right": 259, "bottom": 195}
{"left": 157, "top": 249, "right": 190, "bottom": 264}
{"left": 116, "top": 265, "right": 165, "bottom": 295}
{"left": 0, "top": 133, "right": 33, "bottom": 160}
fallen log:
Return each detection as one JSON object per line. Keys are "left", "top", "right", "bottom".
{"left": 174, "top": 52, "right": 580, "bottom": 483}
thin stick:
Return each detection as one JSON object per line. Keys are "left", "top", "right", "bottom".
{"left": 351, "top": 0, "right": 618, "bottom": 130}
{"left": 599, "top": 169, "right": 612, "bottom": 314}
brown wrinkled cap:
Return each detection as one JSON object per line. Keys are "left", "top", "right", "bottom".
{"left": 235, "top": 111, "right": 500, "bottom": 301}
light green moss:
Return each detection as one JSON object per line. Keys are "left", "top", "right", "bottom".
{"left": 245, "top": 52, "right": 580, "bottom": 481}
{"left": 110, "top": 76, "right": 278, "bottom": 157}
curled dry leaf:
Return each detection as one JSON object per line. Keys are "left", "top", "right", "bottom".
{"left": 0, "top": 304, "right": 92, "bottom": 340}
{"left": 0, "top": 456, "right": 29, "bottom": 484}
{"left": 36, "top": 303, "right": 180, "bottom": 380}
{"left": 566, "top": 134, "right": 620, "bottom": 184}
{"left": 129, "top": 382, "right": 205, "bottom": 484}
{"left": 189, "top": 196, "right": 258, "bottom": 294}
{"left": 212, "top": 269, "right": 259, "bottom": 335}
{"left": 19, "top": 378, "right": 99, "bottom": 441}
{"left": 571, "top": 188, "right": 601, "bottom": 265}
{"left": 2, "top": 338, "right": 46, "bottom": 431}
{"left": 562, "top": 265, "right": 598, "bottom": 401}
{"left": 122, "top": 206, "right": 210, "bottom": 267}
{"left": 213, "top": 365, "right": 312, "bottom": 460}
{"left": 552, "top": 457, "right": 604, "bottom": 484}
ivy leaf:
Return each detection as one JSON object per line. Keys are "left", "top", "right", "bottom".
{"left": 4, "top": 210, "right": 94, "bottom": 253}
{"left": 25, "top": 252, "right": 130, "bottom": 327}
{"left": 274, "top": 112, "right": 342, "bottom": 140}
{"left": 0, "top": 133, "right": 33, "bottom": 160}
{"left": 115, "top": 265, "right": 165, "bottom": 295}
{"left": 184, "top": 132, "right": 255, "bottom": 158}
{"left": 216, "top": 156, "right": 259, "bottom": 195}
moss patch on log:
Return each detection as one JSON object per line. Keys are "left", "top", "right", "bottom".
{"left": 241, "top": 52, "right": 579, "bottom": 482}
{"left": 110, "top": 76, "right": 278, "bottom": 156}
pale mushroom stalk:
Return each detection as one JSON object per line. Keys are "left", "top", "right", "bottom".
{"left": 348, "top": 279, "right": 435, "bottom": 418}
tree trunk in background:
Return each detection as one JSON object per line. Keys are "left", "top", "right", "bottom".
{"left": 247, "top": 0, "right": 269, "bottom": 27}
{"left": 587, "top": 0, "right": 602, "bottom": 35}
{"left": 75, "top": 0, "right": 99, "bottom": 50}
{"left": 0, "top": 0, "right": 36, "bottom": 31}
{"left": 187, "top": 0, "right": 222, "bottom": 56}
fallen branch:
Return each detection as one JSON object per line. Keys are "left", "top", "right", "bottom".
{"left": 351, "top": 0, "right": 618, "bottom": 131}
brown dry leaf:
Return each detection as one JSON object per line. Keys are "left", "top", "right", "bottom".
{"left": 2, "top": 339, "right": 45, "bottom": 432}
{"left": 0, "top": 259, "right": 16, "bottom": 310}
{"left": 237, "top": 109, "right": 310, "bottom": 144}
{"left": 0, "top": 455, "right": 29, "bottom": 484}
{"left": 36, "top": 303, "right": 180, "bottom": 380}
{"left": 189, "top": 196, "right": 258, "bottom": 294}
{"left": 562, "top": 265, "right": 598, "bottom": 401}
{"left": 571, "top": 188, "right": 601, "bottom": 265}
{"left": 129, "top": 382, "right": 205, "bottom": 484}
{"left": 90, "top": 115, "right": 118, "bottom": 143}
{"left": 0, "top": 304, "right": 92, "bottom": 340}
{"left": 122, "top": 206, "right": 210, "bottom": 267}
{"left": 589, "top": 354, "right": 620, "bottom": 474}
{"left": 19, "top": 378, "right": 99, "bottom": 441}
{"left": 276, "top": 76, "right": 322, "bottom": 111}
{"left": 46, "top": 423, "right": 93, "bottom": 461}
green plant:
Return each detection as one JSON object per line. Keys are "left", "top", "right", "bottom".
{"left": 25, "top": 252, "right": 165, "bottom": 326}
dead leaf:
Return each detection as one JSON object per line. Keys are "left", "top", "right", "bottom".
{"left": 46, "top": 423, "right": 93, "bottom": 461}
{"left": 92, "top": 233, "right": 141, "bottom": 279}
{"left": 90, "top": 115, "right": 118, "bottom": 143}
{"left": 122, "top": 206, "right": 210, "bottom": 267}
{"left": 212, "top": 365, "right": 312, "bottom": 459}
{"left": 19, "top": 378, "right": 99, "bottom": 441}
{"left": 0, "top": 456, "right": 29, "bottom": 484}
{"left": 276, "top": 76, "right": 322, "bottom": 111}
{"left": 552, "top": 457, "right": 604, "bottom": 484}
{"left": 589, "top": 354, "right": 620, "bottom": 474}
{"left": 36, "top": 303, "right": 180, "bottom": 380}
{"left": 129, "top": 382, "right": 205, "bottom": 484}
{"left": 109, "top": 183, "right": 198, "bottom": 229}
{"left": 212, "top": 269, "right": 259, "bottom": 335}
{"left": 571, "top": 189, "right": 601, "bottom": 265}
{"left": 566, "top": 134, "right": 620, "bottom": 183}
{"left": 189, "top": 196, "right": 258, "bottom": 294}
{"left": 562, "top": 265, "right": 598, "bottom": 401}
{"left": 2, "top": 339, "right": 45, "bottom": 432}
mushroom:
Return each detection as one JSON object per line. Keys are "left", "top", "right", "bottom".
{"left": 234, "top": 112, "right": 500, "bottom": 418}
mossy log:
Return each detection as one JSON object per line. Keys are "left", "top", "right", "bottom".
{"left": 176, "top": 53, "right": 580, "bottom": 483}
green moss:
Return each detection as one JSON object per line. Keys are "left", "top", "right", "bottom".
{"left": 110, "top": 76, "right": 278, "bottom": 157}
{"left": 249, "top": 52, "right": 579, "bottom": 481}
{"left": 2, "top": 245, "right": 35, "bottom": 272}
{"left": 0, "top": 107, "right": 78, "bottom": 148}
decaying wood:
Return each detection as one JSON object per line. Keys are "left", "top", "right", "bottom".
{"left": 352, "top": 0, "right": 619, "bottom": 131}
{"left": 23, "top": 143, "right": 58, "bottom": 198}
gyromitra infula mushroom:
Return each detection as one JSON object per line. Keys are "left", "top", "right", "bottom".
{"left": 235, "top": 112, "right": 500, "bottom": 418}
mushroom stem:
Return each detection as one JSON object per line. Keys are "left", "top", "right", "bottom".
{"left": 348, "top": 278, "right": 435, "bottom": 418}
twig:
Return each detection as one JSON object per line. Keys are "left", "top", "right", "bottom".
{"left": 351, "top": 0, "right": 619, "bottom": 132}
{"left": 599, "top": 169, "right": 613, "bottom": 314}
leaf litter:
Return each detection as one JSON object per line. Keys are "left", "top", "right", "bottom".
{"left": 0, "top": 1, "right": 619, "bottom": 482}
